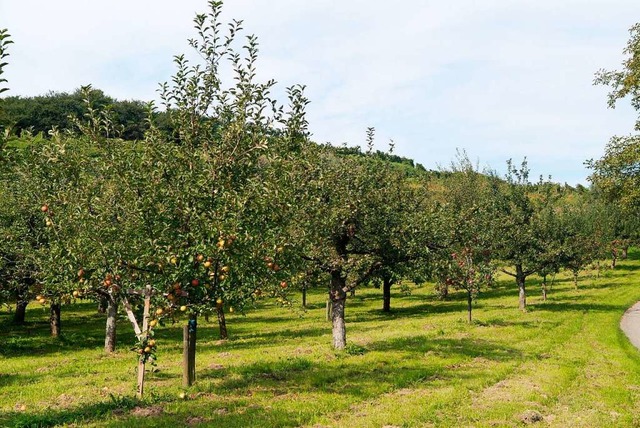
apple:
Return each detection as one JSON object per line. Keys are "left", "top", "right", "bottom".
{"left": 77, "top": 269, "right": 85, "bottom": 278}
{"left": 104, "top": 279, "right": 112, "bottom": 287}
{"left": 229, "top": 307, "right": 235, "bottom": 313}
{"left": 266, "top": 262, "right": 274, "bottom": 269}
{"left": 179, "top": 392, "right": 187, "bottom": 400}
{"left": 276, "top": 246, "right": 284, "bottom": 253}
{"left": 217, "top": 239, "right": 226, "bottom": 249}
{"left": 180, "top": 305, "right": 187, "bottom": 312}
{"left": 191, "top": 279, "right": 200, "bottom": 287}
{"left": 170, "top": 256, "right": 178, "bottom": 265}
{"left": 144, "top": 346, "right": 152, "bottom": 353}
{"left": 156, "top": 308, "right": 164, "bottom": 316}
{"left": 196, "top": 254, "right": 204, "bottom": 262}
{"left": 149, "top": 319, "right": 158, "bottom": 328}
{"left": 40, "top": 204, "right": 49, "bottom": 213}
{"left": 203, "top": 260, "right": 212, "bottom": 269}
{"left": 216, "top": 298, "right": 223, "bottom": 305}
{"left": 280, "top": 281, "right": 287, "bottom": 289}
{"left": 218, "top": 274, "right": 226, "bottom": 281}
{"left": 72, "top": 290, "right": 80, "bottom": 298}
{"left": 148, "top": 339, "right": 156, "bottom": 346}
{"left": 45, "top": 218, "right": 53, "bottom": 227}
{"left": 221, "top": 266, "right": 230, "bottom": 274}
{"left": 272, "top": 264, "right": 281, "bottom": 272}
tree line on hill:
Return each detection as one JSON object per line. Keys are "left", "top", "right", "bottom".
{"left": 2, "top": 1, "right": 640, "bottom": 396}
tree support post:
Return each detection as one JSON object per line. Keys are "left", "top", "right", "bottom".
{"left": 183, "top": 316, "right": 197, "bottom": 386}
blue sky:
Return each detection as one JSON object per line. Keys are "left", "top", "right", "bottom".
{"left": 2, "top": 0, "right": 640, "bottom": 185}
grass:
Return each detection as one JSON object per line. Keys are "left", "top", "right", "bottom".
{"left": 2, "top": 253, "right": 640, "bottom": 427}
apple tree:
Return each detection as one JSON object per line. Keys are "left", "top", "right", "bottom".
{"left": 432, "top": 152, "right": 496, "bottom": 321}
{"left": 491, "top": 159, "right": 550, "bottom": 311}
{"left": 284, "top": 130, "right": 433, "bottom": 349}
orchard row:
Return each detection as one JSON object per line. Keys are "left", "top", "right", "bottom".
{"left": 1, "top": 2, "right": 637, "bottom": 396}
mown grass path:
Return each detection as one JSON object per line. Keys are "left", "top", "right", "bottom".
{"left": 2, "top": 252, "right": 640, "bottom": 427}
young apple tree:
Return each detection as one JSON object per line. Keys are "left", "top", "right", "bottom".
{"left": 433, "top": 152, "right": 496, "bottom": 321}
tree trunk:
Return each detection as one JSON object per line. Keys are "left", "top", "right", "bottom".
{"left": 467, "top": 290, "right": 473, "bottom": 323}
{"left": 326, "top": 298, "right": 332, "bottom": 321}
{"left": 216, "top": 306, "right": 228, "bottom": 340}
{"left": 439, "top": 283, "right": 449, "bottom": 299}
{"left": 611, "top": 252, "right": 617, "bottom": 269}
{"left": 104, "top": 297, "right": 117, "bottom": 353}
{"left": 50, "top": 303, "right": 61, "bottom": 337}
{"left": 541, "top": 275, "right": 547, "bottom": 301}
{"left": 622, "top": 246, "right": 629, "bottom": 260}
{"left": 330, "top": 273, "right": 347, "bottom": 350}
{"left": 516, "top": 264, "right": 527, "bottom": 312}
{"left": 13, "top": 276, "right": 35, "bottom": 324}
{"left": 350, "top": 289, "right": 355, "bottom": 297}
{"left": 302, "top": 287, "right": 307, "bottom": 308}
{"left": 573, "top": 270, "right": 579, "bottom": 289}
{"left": 382, "top": 277, "right": 392, "bottom": 312}
{"left": 188, "top": 315, "right": 197, "bottom": 384}
{"left": 14, "top": 300, "right": 27, "bottom": 325}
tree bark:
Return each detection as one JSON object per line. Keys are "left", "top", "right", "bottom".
{"left": 104, "top": 297, "right": 117, "bottom": 353}
{"left": 541, "top": 275, "right": 547, "bottom": 301}
{"left": 50, "top": 303, "right": 61, "bottom": 337}
{"left": 13, "top": 285, "right": 28, "bottom": 324}
{"left": 467, "top": 290, "right": 473, "bottom": 323}
{"left": 382, "top": 277, "right": 392, "bottom": 312}
{"left": 216, "top": 306, "right": 228, "bottom": 340}
{"left": 516, "top": 264, "right": 527, "bottom": 312}
{"left": 330, "top": 272, "right": 347, "bottom": 350}
{"left": 14, "top": 300, "right": 27, "bottom": 324}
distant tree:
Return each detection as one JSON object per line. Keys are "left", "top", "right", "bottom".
{"left": 0, "top": 89, "right": 149, "bottom": 140}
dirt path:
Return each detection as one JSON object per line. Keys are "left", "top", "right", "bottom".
{"left": 620, "top": 301, "right": 640, "bottom": 351}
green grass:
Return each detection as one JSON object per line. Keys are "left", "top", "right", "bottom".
{"left": 2, "top": 253, "right": 640, "bottom": 427}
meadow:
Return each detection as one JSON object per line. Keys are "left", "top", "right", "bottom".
{"left": 2, "top": 253, "right": 640, "bottom": 428}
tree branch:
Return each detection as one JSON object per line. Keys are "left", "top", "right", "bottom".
{"left": 500, "top": 268, "right": 516, "bottom": 277}
{"left": 343, "top": 260, "right": 383, "bottom": 293}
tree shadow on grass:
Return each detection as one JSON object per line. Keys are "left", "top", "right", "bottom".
{"left": 0, "top": 394, "right": 140, "bottom": 428}
{"left": 529, "top": 301, "right": 628, "bottom": 313}
{"left": 0, "top": 334, "right": 527, "bottom": 427}
{"left": 195, "top": 334, "right": 524, "bottom": 398}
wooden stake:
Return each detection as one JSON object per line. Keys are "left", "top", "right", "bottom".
{"left": 183, "top": 325, "right": 190, "bottom": 387}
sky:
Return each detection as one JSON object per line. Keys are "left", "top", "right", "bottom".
{"left": 2, "top": 0, "right": 640, "bottom": 185}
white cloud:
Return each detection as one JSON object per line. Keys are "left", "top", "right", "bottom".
{"left": 1, "top": 0, "right": 639, "bottom": 184}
